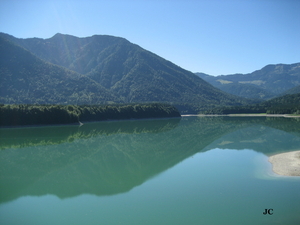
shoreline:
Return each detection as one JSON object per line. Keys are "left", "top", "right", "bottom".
{"left": 184, "top": 114, "right": 300, "bottom": 117}
{"left": 0, "top": 116, "right": 181, "bottom": 129}
{"left": 269, "top": 151, "right": 300, "bottom": 176}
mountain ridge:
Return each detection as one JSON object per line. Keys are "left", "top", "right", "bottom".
{"left": 0, "top": 36, "right": 120, "bottom": 104}
{"left": 0, "top": 32, "right": 250, "bottom": 112}
{"left": 196, "top": 62, "right": 300, "bottom": 100}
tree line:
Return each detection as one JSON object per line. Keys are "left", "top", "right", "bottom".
{"left": 0, "top": 103, "right": 181, "bottom": 126}
{"left": 199, "top": 93, "right": 300, "bottom": 115}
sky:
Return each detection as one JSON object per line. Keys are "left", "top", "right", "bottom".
{"left": 0, "top": 0, "right": 299, "bottom": 76}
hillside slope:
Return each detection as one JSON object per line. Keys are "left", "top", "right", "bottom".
{"left": 0, "top": 37, "right": 120, "bottom": 104}
{"left": 201, "top": 92, "right": 300, "bottom": 115}
{"left": 196, "top": 63, "right": 300, "bottom": 100}
{"left": 0, "top": 33, "right": 250, "bottom": 111}
{"left": 281, "top": 84, "right": 300, "bottom": 95}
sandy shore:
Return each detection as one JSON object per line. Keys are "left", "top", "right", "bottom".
{"left": 194, "top": 114, "right": 300, "bottom": 117}
{"left": 269, "top": 151, "right": 300, "bottom": 176}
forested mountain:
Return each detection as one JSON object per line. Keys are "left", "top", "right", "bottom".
{"left": 196, "top": 63, "right": 300, "bottom": 100}
{"left": 267, "top": 92, "right": 300, "bottom": 103}
{"left": 201, "top": 92, "right": 300, "bottom": 115}
{"left": 0, "top": 33, "right": 128, "bottom": 75}
{"left": 255, "top": 92, "right": 300, "bottom": 114}
{"left": 0, "top": 33, "right": 250, "bottom": 112}
{"left": 281, "top": 84, "right": 300, "bottom": 95}
{"left": 0, "top": 37, "right": 120, "bottom": 104}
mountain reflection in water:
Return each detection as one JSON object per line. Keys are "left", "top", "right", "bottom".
{"left": 1, "top": 116, "right": 300, "bottom": 204}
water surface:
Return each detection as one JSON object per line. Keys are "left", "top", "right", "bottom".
{"left": 1, "top": 116, "right": 300, "bottom": 224}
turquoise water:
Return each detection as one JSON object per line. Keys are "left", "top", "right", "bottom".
{"left": 1, "top": 116, "right": 300, "bottom": 224}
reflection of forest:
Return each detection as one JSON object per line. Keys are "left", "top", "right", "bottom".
{"left": 203, "top": 117, "right": 300, "bottom": 155}
{"left": 1, "top": 117, "right": 300, "bottom": 204}
{"left": 0, "top": 118, "right": 181, "bottom": 150}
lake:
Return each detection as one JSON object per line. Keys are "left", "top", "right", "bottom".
{"left": 0, "top": 116, "right": 300, "bottom": 225}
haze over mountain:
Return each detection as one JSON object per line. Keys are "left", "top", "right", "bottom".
{"left": 0, "top": 36, "right": 119, "bottom": 105}
{"left": 0, "top": 33, "right": 249, "bottom": 112}
{"left": 196, "top": 63, "right": 300, "bottom": 100}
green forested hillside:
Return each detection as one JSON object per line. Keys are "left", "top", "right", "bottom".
{"left": 281, "top": 84, "right": 300, "bottom": 95}
{"left": 0, "top": 33, "right": 127, "bottom": 75}
{"left": 0, "top": 37, "right": 120, "bottom": 105}
{"left": 262, "top": 93, "right": 300, "bottom": 114}
{"left": 210, "top": 82, "right": 274, "bottom": 100}
{"left": 196, "top": 72, "right": 273, "bottom": 100}
{"left": 196, "top": 63, "right": 300, "bottom": 100}
{"left": 0, "top": 33, "right": 251, "bottom": 113}
{"left": 201, "top": 93, "right": 300, "bottom": 115}
{"left": 0, "top": 103, "right": 181, "bottom": 126}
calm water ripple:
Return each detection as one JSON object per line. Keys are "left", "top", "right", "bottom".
{"left": 1, "top": 116, "right": 300, "bottom": 224}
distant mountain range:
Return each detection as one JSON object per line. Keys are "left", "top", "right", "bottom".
{"left": 196, "top": 63, "right": 300, "bottom": 100}
{"left": 1, "top": 32, "right": 299, "bottom": 113}
{"left": 0, "top": 32, "right": 250, "bottom": 113}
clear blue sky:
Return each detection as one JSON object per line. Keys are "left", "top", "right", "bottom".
{"left": 1, "top": 0, "right": 299, "bottom": 75}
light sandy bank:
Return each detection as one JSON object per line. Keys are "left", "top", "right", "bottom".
{"left": 269, "top": 151, "right": 300, "bottom": 176}
{"left": 195, "top": 114, "right": 300, "bottom": 117}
